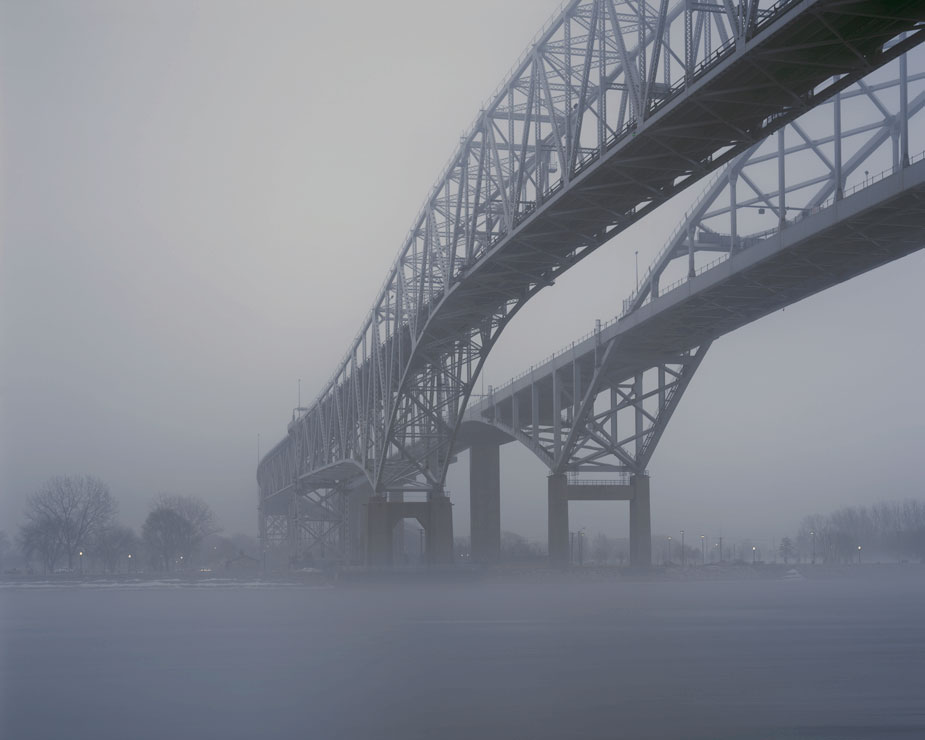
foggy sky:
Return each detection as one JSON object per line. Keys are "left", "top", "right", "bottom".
{"left": 2, "top": 0, "right": 924, "bottom": 546}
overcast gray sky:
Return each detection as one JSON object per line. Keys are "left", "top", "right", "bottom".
{"left": 3, "top": 0, "right": 924, "bottom": 547}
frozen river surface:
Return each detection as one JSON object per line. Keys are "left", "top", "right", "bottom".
{"left": 2, "top": 572, "right": 924, "bottom": 740}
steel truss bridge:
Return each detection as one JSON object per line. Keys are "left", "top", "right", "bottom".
{"left": 257, "top": 0, "right": 925, "bottom": 567}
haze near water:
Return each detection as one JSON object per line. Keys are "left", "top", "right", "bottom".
{"left": 3, "top": 574, "right": 924, "bottom": 740}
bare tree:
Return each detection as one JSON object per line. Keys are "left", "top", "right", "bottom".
{"left": 153, "top": 494, "right": 219, "bottom": 561}
{"left": 93, "top": 524, "right": 140, "bottom": 574}
{"left": 19, "top": 515, "right": 63, "bottom": 574}
{"left": 779, "top": 537, "right": 796, "bottom": 564}
{"left": 142, "top": 507, "right": 193, "bottom": 571}
{"left": 0, "top": 530, "right": 11, "bottom": 571}
{"left": 20, "top": 475, "right": 117, "bottom": 571}
{"left": 797, "top": 499, "right": 925, "bottom": 563}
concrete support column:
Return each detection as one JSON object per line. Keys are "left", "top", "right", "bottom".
{"left": 347, "top": 487, "right": 370, "bottom": 565}
{"left": 629, "top": 475, "right": 652, "bottom": 567}
{"left": 470, "top": 441, "right": 501, "bottom": 564}
{"left": 389, "top": 492, "right": 405, "bottom": 561}
{"left": 548, "top": 473, "right": 570, "bottom": 566}
{"left": 426, "top": 494, "right": 454, "bottom": 565}
{"left": 365, "top": 496, "right": 393, "bottom": 567}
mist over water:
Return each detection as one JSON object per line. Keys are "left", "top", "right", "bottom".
{"left": 3, "top": 573, "right": 924, "bottom": 740}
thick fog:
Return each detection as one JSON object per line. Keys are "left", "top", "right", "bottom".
{"left": 2, "top": 0, "right": 925, "bottom": 546}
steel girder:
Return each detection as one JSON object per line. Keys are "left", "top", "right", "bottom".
{"left": 258, "top": 0, "right": 925, "bottom": 508}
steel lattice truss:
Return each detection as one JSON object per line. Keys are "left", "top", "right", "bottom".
{"left": 624, "top": 50, "right": 925, "bottom": 315}
{"left": 466, "top": 51, "right": 924, "bottom": 477}
{"left": 258, "top": 0, "right": 925, "bottom": 510}
{"left": 472, "top": 339, "right": 712, "bottom": 475}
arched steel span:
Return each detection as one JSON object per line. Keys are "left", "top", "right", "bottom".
{"left": 460, "top": 51, "right": 925, "bottom": 479}
{"left": 258, "top": 0, "right": 925, "bottom": 514}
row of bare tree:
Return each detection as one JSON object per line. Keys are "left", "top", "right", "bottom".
{"left": 796, "top": 499, "right": 925, "bottom": 564}
{"left": 12, "top": 475, "right": 221, "bottom": 574}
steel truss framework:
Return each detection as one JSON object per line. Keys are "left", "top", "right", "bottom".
{"left": 258, "top": 0, "right": 925, "bottom": 531}
{"left": 260, "top": 488, "right": 347, "bottom": 563}
{"left": 465, "top": 50, "right": 924, "bottom": 477}
{"left": 473, "top": 341, "right": 712, "bottom": 475}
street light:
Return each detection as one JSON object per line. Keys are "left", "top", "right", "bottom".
{"left": 127, "top": 553, "right": 133, "bottom": 574}
{"left": 858, "top": 545, "right": 862, "bottom": 564}
{"left": 681, "top": 530, "right": 685, "bottom": 567}
{"left": 79, "top": 551, "right": 84, "bottom": 575}
{"left": 666, "top": 536, "right": 672, "bottom": 565}
{"left": 752, "top": 545, "right": 757, "bottom": 564}
{"left": 701, "top": 535, "right": 705, "bottom": 565}
{"left": 810, "top": 530, "right": 816, "bottom": 564}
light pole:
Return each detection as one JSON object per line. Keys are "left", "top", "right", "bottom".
{"left": 127, "top": 553, "right": 133, "bottom": 574}
{"left": 635, "top": 250, "right": 639, "bottom": 290}
{"left": 811, "top": 530, "right": 816, "bottom": 564}
{"left": 578, "top": 529, "right": 585, "bottom": 566}
{"left": 718, "top": 536, "right": 723, "bottom": 563}
{"left": 681, "top": 530, "right": 685, "bottom": 567}
{"left": 858, "top": 545, "right": 862, "bottom": 564}
{"left": 79, "top": 551, "right": 84, "bottom": 575}
{"left": 701, "top": 535, "right": 705, "bottom": 565}
{"left": 752, "top": 545, "right": 757, "bottom": 564}
{"left": 666, "top": 536, "right": 672, "bottom": 565}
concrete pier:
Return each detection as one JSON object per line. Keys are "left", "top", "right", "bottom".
{"left": 547, "top": 473, "right": 652, "bottom": 567}
{"left": 629, "top": 475, "right": 652, "bottom": 567}
{"left": 470, "top": 441, "right": 501, "bottom": 564}
{"left": 365, "top": 494, "right": 454, "bottom": 566}
{"left": 547, "top": 474, "right": 570, "bottom": 566}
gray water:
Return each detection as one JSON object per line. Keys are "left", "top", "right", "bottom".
{"left": 2, "top": 572, "right": 924, "bottom": 739}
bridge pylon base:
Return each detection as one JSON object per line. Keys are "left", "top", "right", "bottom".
{"left": 547, "top": 473, "right": 652, "bottom": 568}
{"left": 365, "top": 494, "right": 454, "bottom": 567}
